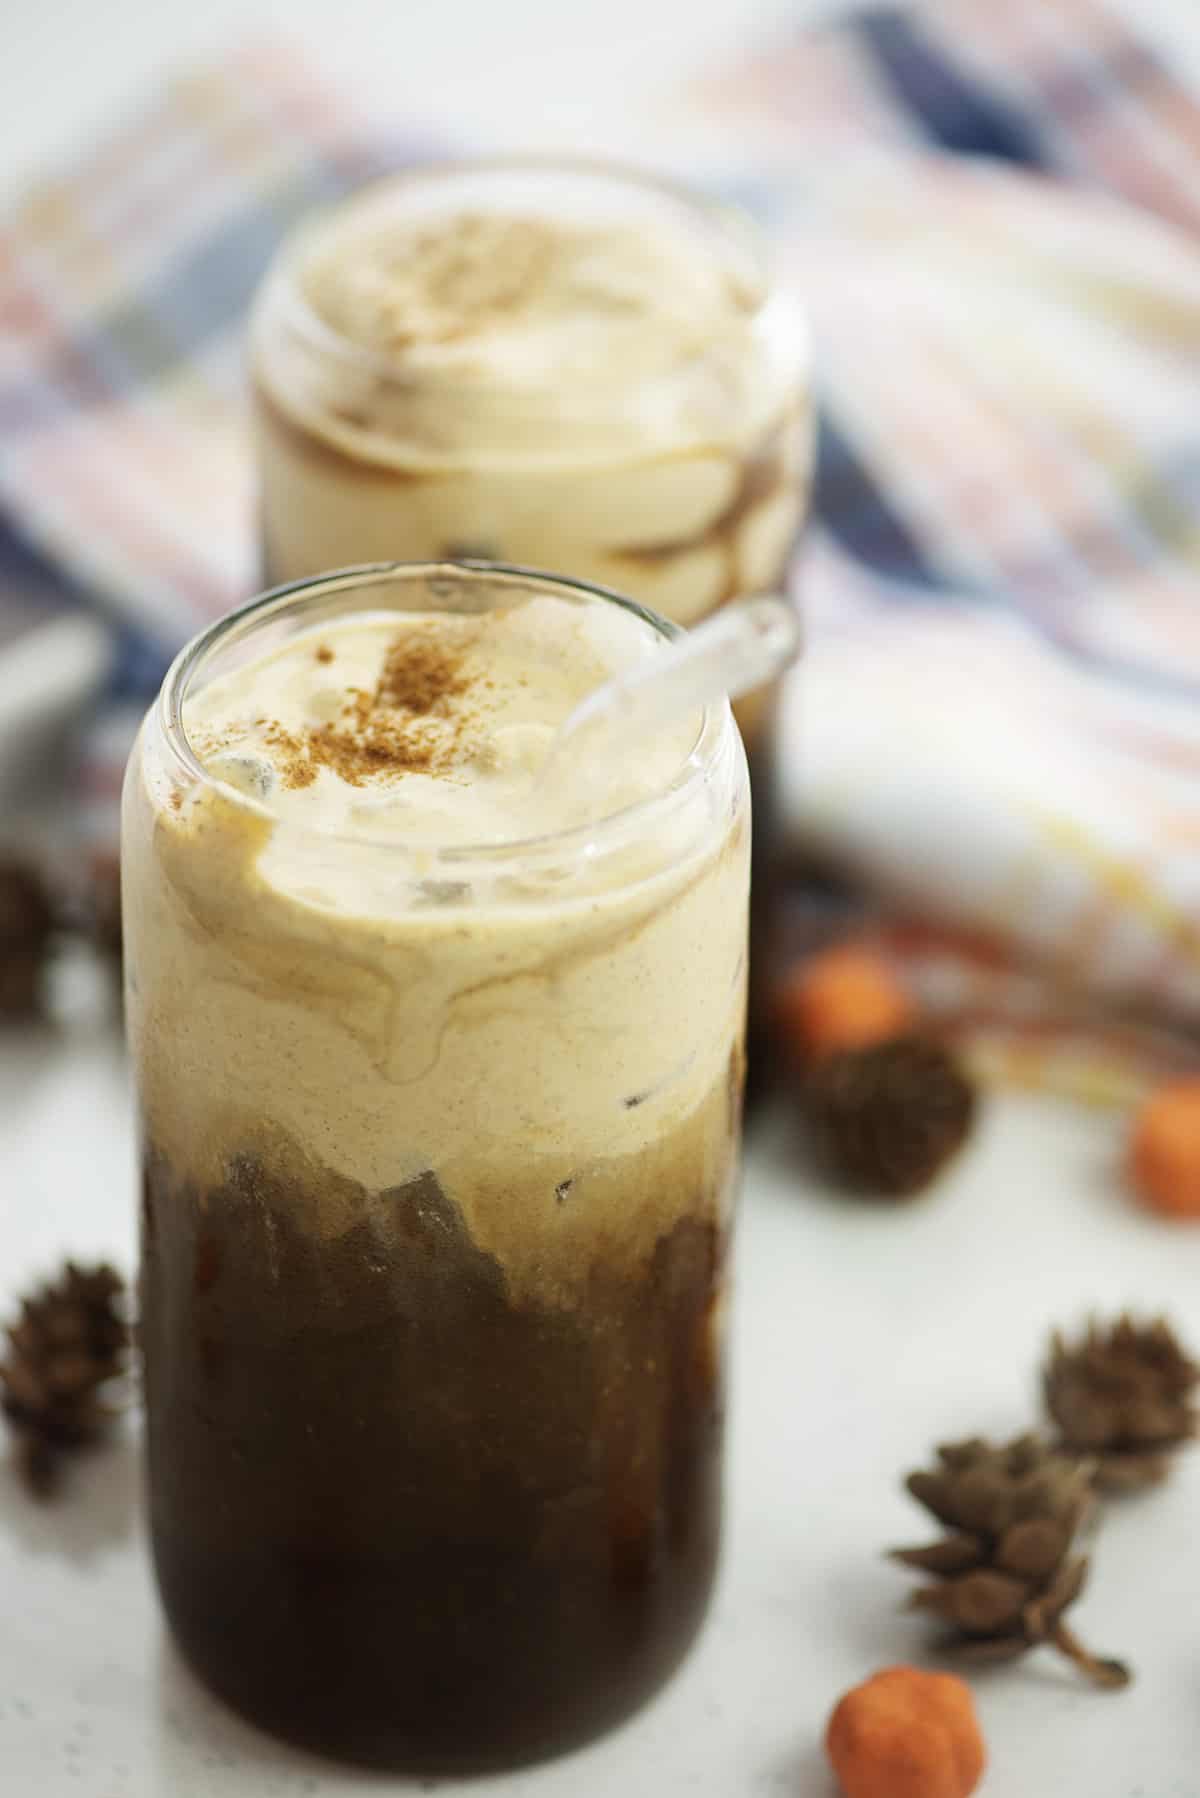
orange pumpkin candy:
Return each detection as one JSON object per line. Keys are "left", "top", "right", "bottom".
{"left": 826, "top": 1666, "right": 986, "bottom": 1798}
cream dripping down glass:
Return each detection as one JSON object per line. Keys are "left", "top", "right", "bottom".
{"left": 124, "top": 562, "right": 750, "bottom": 1770}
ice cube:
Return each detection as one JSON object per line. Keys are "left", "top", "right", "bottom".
{"left": 485, "top": 722, "right": 554, "bottom": 777}
{"left": 208, "top": 750, "right": 276, "bottom": 801}
{"left": 306, "top": 686, "right": 345, "bottom": 727}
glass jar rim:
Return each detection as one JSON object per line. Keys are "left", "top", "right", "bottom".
{"left": 255, "top": 153, "right": 777, "bottom": 391}
{"left": 156, "top": 560, "right": 736, "bottom": 866}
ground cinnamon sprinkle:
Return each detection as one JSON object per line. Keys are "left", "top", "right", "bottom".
{"left": 190, "top": 623, "right": 485, "bottom": 793}
{"left": 375, "top": 626, "right": 472, "bottom": 714}
{"left": 262, "top": 721, "right": 317, "bottom": 789}
{"left": 307, "top": 713, "right": 444, "bottom": 780}
{"left": 285, "top": 623, "right": 481, "bottom": 786}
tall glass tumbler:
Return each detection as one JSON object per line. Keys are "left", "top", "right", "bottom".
{"left": 122, "top": 563, "right": 750, "bottom": 1770}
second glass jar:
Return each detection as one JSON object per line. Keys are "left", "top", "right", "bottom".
{"left": 250, "top": 159, "right": 811, "bottom": 1057}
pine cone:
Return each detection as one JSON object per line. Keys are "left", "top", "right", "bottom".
{"left": 891, "top": 1433, "right": 1130, "bottom": 1689}
{"left": 1045, "top": 1315, "right": 1198, "bottom": 1493}
{"left": 803, "top": 1035, "right": 976, "bottom": 1197}
{"left": 1, "top": 1262, "right": 129, "bottom": 1497}
{"left": 0, "top": 858, "right": 55, "bottom": 1018}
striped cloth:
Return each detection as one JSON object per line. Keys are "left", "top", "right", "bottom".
{"left": 0, "top": 42, "right": 437, "bottom": 658}
{"left": 2, "top": 4, "right": 1199, "bottom": 1092}
{"left": 679, "top": 0, "right": 1200, "bottom": 1093}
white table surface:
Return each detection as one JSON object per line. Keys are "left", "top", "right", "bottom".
{"left": 2, "top": 1006, "right": 1199, "bottom": 1798}
{"left": 3, "top": 3, "right": 1200, "bottom": 1794}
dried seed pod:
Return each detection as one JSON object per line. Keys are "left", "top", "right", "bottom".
{"left": 1, "top": 1262, "right": 129, "bottom": 1497}
{"left": 891, "top": 1434, "right": 1130, "bottom": 1689}
{"left": 1045, "top": 1314, "right": 1197, "bottom": 1492}
{"left": 804, "top": 1036, "right": 976, "bottom": 1198}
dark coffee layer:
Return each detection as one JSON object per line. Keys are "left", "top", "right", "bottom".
{"left": 140, "top": 1145, "right": 727, "bottom": 1770}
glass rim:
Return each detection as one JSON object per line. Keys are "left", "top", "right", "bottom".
{"left": 254, "top": 152, "right": 778, "bottom": 390}
{"left": 156, "top": 560, "right": 736, "bottom": 865}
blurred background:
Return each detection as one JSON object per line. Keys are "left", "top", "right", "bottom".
{"left": 6, "top": 0, "right": 1200, "bottom": 1093}
{"left": 5, "top": 0, "right": 1200, "bottom": 196}
{"left": 3, "top": 1, "right": 1200, "bottom": 1792}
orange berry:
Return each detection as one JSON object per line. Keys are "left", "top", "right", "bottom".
{"left": 776, "top": 945, "right": 915, "bottom": 1062}
{"left": 826, "top": 1667, "right": 986, "bottom": 1798}
{"left": 1130, "top": 1078, "right": 1200, "bottom": 1219}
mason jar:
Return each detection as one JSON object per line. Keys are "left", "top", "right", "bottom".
{"left": 123, "top": 562, "right": 750, "bottom": 1770}
{"left": 249, "top": 159, "right": 810, "bottom": 1068}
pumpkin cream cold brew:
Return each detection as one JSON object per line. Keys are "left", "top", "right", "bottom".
{"left": 251, "top": 163, "right": 809, "bottom": 1063}
{"left": 124, "top": 565, "right": 749, "bottom": 1770}
{"left": 251, "top": 164, "right": 811, "bottom": 642}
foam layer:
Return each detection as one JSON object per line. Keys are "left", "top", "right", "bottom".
{"left": 183, "top": 602, "right": 695, "bottom": 856}
{"left": 250, "top": 166, "right": 811, "bottom": 638}
{"left": 298, "top": 181, "right": 763, "bottom": 397}
{"left": 124, "top": 585, "right": 749, "bottom": 1300}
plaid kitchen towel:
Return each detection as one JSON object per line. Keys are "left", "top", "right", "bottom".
{"left": 0, "top": 40, "right": 441, "bottom": 875}
{"left": 0, "top": 41, "right": 437, "bottom": 655}
{"left": 678, "top": 0, "right": 1200, "bottom": 1092}
{"left": 3, "top": 2, "right": 1200, "bottom": 1092}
